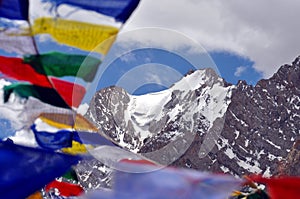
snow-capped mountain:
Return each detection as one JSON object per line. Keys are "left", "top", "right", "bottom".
{"left": 85, "top": 68, "right": 234, "bottom": 162}
{"left": 85, "top": 56, "right": 300, "bottom": 176}
{"left": 168, "top": 57, "right": 300, "bottom": 177}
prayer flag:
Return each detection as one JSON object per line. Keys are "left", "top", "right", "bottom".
{"left": 0, "top": 0, "right": 29, "bottom": 20}
{"left": 0, "top": 140, "right": 80, "bottom": 199}
{"left": 41, "top": 0, "right": 140, "bottom": 23}
{"left": 31, "top": 17, "right": 118, "bottom": 54}
{"left": 24, "top": 52, "right": 101, "bottom": 82}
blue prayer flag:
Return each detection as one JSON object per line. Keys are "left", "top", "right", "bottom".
{"left": 31, "top": 124, "right": 73, "bottom": 150}
{"left": 0, "top": 141, "right": 80, "bottom": 199}
{"left": 0, "top": 0, "right": 29, "bottom": 20}
{"left": 79, "top": 162, "right": 242, "bottom": 199}
{"left": 75, "top": 131, "right": 115, "bottom": 146}
{"left": 42, "top": 0, "right": 140, "bottom": 22}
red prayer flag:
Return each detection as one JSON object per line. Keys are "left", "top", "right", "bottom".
{"left": 50, "top": 77, "right": 86, "bottom": 108}
{"left": 249, "top": 175, "right": 300, "bottom": 199}
{"left": 45, "top": 180, "right": 84, "bottom": 197}
{"left": 0, "top": 56, "right": 52, "bottom": 87}
{"left": 120, "top": 158, "right": 157, "bottom": 166}
{"left": 0, "top": 56, "right": 86, "bottom": 107}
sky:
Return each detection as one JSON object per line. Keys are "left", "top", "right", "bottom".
{"left": 36, "top": 0, "right": 300, "bottom": 98}
{"left": 1, "top": 0, "right": 300, "bottom": 100}
{"left": 118, "top": 0, "right": 300, "bottom": 83}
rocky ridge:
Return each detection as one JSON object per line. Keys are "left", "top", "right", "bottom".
{"left": 85, "top": 56, "right": 300, "bottom": 176}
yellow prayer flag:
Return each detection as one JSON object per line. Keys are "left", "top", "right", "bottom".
{"left": 39, "top": 113, "right": 98, "bottom": 132}
{"left": 32, "top": 17, "right": 118, "bottom": 54}
{"left": 61, "top": 141, "right": 93, "bottom": 155}
{"left": 26, "top": 191, "right": 43, "bottom": 199}
{"left": 231, "top": 190, "right": 243, "bottom": 197}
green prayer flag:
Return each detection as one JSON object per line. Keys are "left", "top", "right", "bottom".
{"left": 62, "top": 169, "right": 79, "bottom": 182}
{"left": 4, "top": 83, "right": 70, "bottom": 109}
{"left": 24, "top": 52, "right": 101, "bottom": 82}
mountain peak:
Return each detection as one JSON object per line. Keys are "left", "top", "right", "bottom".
{"left": 171, "top": 68, "right": 225, "bottom": 92}
{"left": 86, "top": 67, "right": 234, "bottom": 155}
{"left": 256, "top": 55, "right": 300, "bottom": 90}
{"left": 85, "top": 56, "right": 300, "bottom": 177}
{"left": 292, "top": 55, "right": 300, "bottom": 66}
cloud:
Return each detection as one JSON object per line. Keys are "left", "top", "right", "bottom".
{"left": 118, "top": 51, "right": 152, "bottom": 64}
{"left": 119, "top": 51, "right": 137, "bottom": 63}
{"left": 234, "top": 66, "right": 247, "bottom": 77}
{"left": 117, "top": 27, "right": 205, "bottom": 55}
{"left": 145, "top": 73, "right": 163, "bottom": 85}
{"left": 123, "top": 0, "right": 300, "bottom": 78}
{"left": 115, "top": 63, "right": 182, "bottom": 94}
{"left": 37, "top": 34, "right": 52, "bottom": 43}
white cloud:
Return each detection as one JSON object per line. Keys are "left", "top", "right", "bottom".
{"left": 117, "top": 27, "right": 206, "bottom": 55}
{"left": 145, "top": 73, "right": 163, "bottom": 85}
{"left": 123, "top": 0, "right": 300, "bottom": 78}
{"left": 234, "top": 66, "right": 247, "bottom": 77}
{"left": 115, "top": 63, "right": 182, "bottom": 94}
{"left": 119, "top": 51, "right": 137, "bottom": 63}
{"left": 110, "top": 28, "right": 220, "bottom": 76}
{"left": 37, "top": 34, "right": 52, "bottom": 43}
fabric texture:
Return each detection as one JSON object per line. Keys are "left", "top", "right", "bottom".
{"left": 41, "top": 0, "right": 140, "bottom": 23}
{"left": 24, "top": 52, "right": 101, "bottom": 82}
{"left": 0, "top": 141, "right": 80, "bottom": 199}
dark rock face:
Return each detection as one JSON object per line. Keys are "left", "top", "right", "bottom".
{"left": 276, "top": 140, "right": 300, "bottom": 176}
{"left": 74, "top": 159, "right": 113, "bottom": 190}
{"left": 172, "top": 56, "right": 300, "bottom": 176}
{"left": 85, "top": 56, "right": 300, "bottom": 176}
{"left": 85, "top": 86, "right": 142, "bottom": 150}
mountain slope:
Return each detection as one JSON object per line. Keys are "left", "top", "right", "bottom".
{"left": 85, "top": 56, "right": 300, "bottom": 176}
{"left": 170, "top": 57, "right": 300, "bottom": 176}
{"left": 85, "top": 69, "right": 234, "bottom": 164}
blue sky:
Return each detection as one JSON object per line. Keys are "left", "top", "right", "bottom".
{"left": 97, "top": 48, "right": 199, "bottom": 93}
{"left": 89, "top": 32, "right": 263, "bottom": 97}
{"left": 85, "top": 27, "right": 264, "bottom": 98}
{"left": 95, "top": 48, "right": 263, "bottom": 96}
{"left": 210, "top": 51, "right": 262, "bottom": 85}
